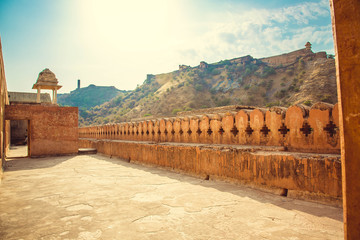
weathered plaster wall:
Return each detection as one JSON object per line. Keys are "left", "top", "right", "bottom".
{"left": 5, "top": 104, "right": 78, "bottom": 157}
{"left": 79, "top": 138, "right": 342, "bottom": 204}
{"left": 8, "top": 91, "right": 51, "bottom": 104}
{"left": 80, "top": 102, "right": 340, "bottom": 154}
{"left": 0, "top": 37, "right": 10, "bottom": 178}
{"left": 330, "top": 0, "right": 360, "bottom": 238}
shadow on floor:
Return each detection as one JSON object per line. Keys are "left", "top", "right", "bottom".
{"left": 4, "top": 155, "right": 77, "bottom": 171}
{"left": 94, "top": 154, "right": 344, "bottom": 222}
{"left": 2, "top": 153, "right": 343, "bottom": 222}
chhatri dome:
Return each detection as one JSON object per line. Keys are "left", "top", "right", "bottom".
{"left": 32, "top": 68, "right": 62, "bottom": 104}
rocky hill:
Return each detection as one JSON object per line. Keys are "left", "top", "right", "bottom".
{"left": 58, "top": 85, "right": 130, "bottom": 122}
{"left": 58, "top": 84, "right": 129, "bottom": 109}
{"left": 78, "top": 43, "right": 337, "bottom": 126}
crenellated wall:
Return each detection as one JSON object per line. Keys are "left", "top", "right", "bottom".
{"left": 260, "top": 48, "right": 310, "bottom": 67}
{"left": 79, "top": 102, "right": 342, "bottom": 204}
{"left": 79, "top": 102, "right": 340, "bottom": 154}
{"left": 260, "top": 47, "right": 328, "bottom": 68}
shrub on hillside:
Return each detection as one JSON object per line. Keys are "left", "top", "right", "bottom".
{"left": 172, "top": 108, "right": 182, "bottom": 115}
{"left": 260, "top": 66, "right": 276, "bottom": 78}
{"left": 265, "top": 101, "right": 281, "bottom": 108}
{"left": 303, "top": 100, "right": 312, "bottom": 106}
{"left": 210, "top": 69, "right": 221, "bottom": 76}
{"left": 215, "top": 98, "right": 231, "bottom": 107}
{"left": 195, "top": 84, "right": 203, "bottom": 91}
{"left": 275, "top": 89, "right": 287, "bottom": 99}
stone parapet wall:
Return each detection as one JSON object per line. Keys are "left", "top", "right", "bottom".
{"left": 79, "top": 138, "right": 342, "bottom": 205}
{"left": 79, "top": 102, "right": 340, "bottom": 154}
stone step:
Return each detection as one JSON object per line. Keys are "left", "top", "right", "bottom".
{"left": 78, "top": 148, "right": 97, "bottom": 155}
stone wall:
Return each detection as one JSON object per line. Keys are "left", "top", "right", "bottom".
{"left": 79, "top": 102, "right": 341, "bottom": 204}
{"left": 80, "top": 102, "right": 340, "bottom": 154}
{"left": 0, "top": 37, "right": 10, "bottom": 178}
{"left": 260, "top": 48, "right": 316, "bottom": 67}
{"left": 229, "top": 55, "right": 253, "bottom": 65}
{"left": 5, "top": 104, "right": 78, "bottom": 157}
{"left": 79, "top": 139, "right": 341, "bottom": 204}
{"left": 8, "top": 91, "right": 51, "bottom": 104}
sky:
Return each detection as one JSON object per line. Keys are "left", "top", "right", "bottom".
{"left": 0, "top": 0, "right": 334, "bottom": 94}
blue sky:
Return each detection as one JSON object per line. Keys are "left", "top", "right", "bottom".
{"left": 0, "top": 0, "right": 334, "bottom": 93}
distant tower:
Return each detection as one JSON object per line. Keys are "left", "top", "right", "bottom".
{"left": 77, "top": 79, "right": 80, "bottom": 89}
{"left": 305, "top": 42, "right": 312, "bottom": 51}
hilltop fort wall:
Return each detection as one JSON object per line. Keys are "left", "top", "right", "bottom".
{"left": 260, "top": 42, "right": 327, "bottom": 67}
{"left": 79, "top": 102, "right": 342, "bottom": 205}
{"left": 183, "top": 42, "right": 328, "bottom": 71}
{"left": 261, "top": 48, "right": 311, "bottom": 67}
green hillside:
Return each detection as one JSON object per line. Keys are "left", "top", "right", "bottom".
{"left": 78, "top": 51, "right": 336, "bottom": 126}
{"left": 58, "top": 84, "right": 129, "bottom": 109}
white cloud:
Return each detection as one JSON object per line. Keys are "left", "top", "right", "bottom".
{"left": 2, "top": 0, "right": 334, "bottom": 93}
{"left": 273, "top": 0, "right": 329, "bottom": 24}
{"left": 178, "top": 0, "right": 334, "bottom": 65}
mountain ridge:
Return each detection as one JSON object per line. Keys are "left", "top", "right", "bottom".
{"left": 66, "top": 43, "right": 336, "bottom": 126}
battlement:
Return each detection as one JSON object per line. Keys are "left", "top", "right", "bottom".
{"left": 78, "top": 102, "right": 342, "bottom": 204}
{"left": 79, "top": 102, "right": 340, "bottom": 154}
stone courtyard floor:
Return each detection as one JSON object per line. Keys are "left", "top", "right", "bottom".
{"left": 7, "top": 145, "right": 28, "bottom": 158}
{"left": 0, "top": 154, "right": 343, "bottom": 240}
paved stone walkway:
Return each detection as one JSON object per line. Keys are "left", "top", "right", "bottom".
{"left": 0, "top": 154, "right": 343, "bottom": 239}
{"left": 7, "top": 145, "right": 28, "bottom": 158}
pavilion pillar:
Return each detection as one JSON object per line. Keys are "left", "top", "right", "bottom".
{"left": 330, "top": 0, "right": 360, "bottom": 239}
{"left": 36, "top": 87, "right": 41, "bottom": 103}
{"left": 54, "top": 89, "right": 57, "bottom": 104}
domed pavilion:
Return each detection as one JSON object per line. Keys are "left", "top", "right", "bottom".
{"left": 32, "top": 68, "right": 62, "bottom": 104}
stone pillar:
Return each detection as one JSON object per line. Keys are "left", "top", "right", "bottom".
{"left": 54, "top": 89, "right": 57, "bottom": 104}
{"left": 36, "top": 87, "right": 41, "bottom": 103}
{"left": 330, "top": 0, "right": 360, "bottom": 239}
